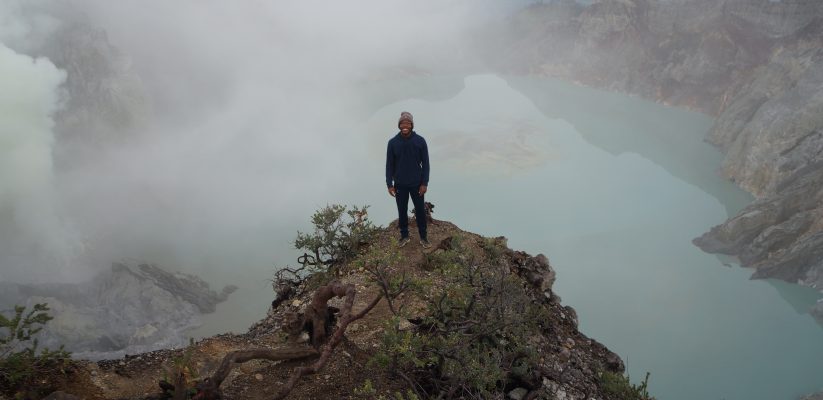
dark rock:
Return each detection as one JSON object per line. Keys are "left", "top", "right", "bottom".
{"left": 510, "top": 251, "right": 557, "bottom": 293}
{"left": 605, "top": 352, "right": 626, "bottom": 373}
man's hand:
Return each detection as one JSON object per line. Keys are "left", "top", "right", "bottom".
{"left": 388, "top": 186, "right": 396, "bottom": 197}
{"left": 418, "top": 185, "right": 427, "bottom": 196}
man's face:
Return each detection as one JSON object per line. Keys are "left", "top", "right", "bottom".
{"left": 399, "top": 120, "right": 412, "bottom": 137}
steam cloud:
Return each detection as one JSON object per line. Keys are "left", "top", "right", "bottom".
{"left": 0, "top": 0, "right": 524, "bottom": 285}
{"left": 0, "top": 41, "right": 82, "bottom": 282}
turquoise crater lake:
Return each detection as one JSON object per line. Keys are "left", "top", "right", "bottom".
{"left": 353, "top": 74, "right": 823, "bottom": 400}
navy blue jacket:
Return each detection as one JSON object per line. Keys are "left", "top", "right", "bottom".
{"left": 386, "top": 131, "right": 429, "bottom": 188}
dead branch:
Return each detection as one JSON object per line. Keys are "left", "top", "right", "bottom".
{"left": 272, "top": 291, "right": 383, "bottom": 400}
{"left": 217, "top": 348, "right": 319, "bottom": 387}
{"left": 363, "top": 264, "right": 410, "bottom": 316}
{"left": 187, "top": 281, "right": 382, "bottom": 400}
{"left": 173, "top": 372, "right": 186, "bottom": 400}
{"left": 191, "top": 348, "right": 317, "bottom": 399}
{"left": 272, "top": 265, "right": 308, "bottom": 309}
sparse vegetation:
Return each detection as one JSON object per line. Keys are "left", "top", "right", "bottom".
{"left": 0, "top": 303, "right": 72, "bottom": 398}
{"left": 600, "top": 370, "right": 655, "bottom": 400}
{"left": 372, "top": 235, "right": 550, "bottom": 399}
{"left": 159, "top": 338, "right": 200, "bottom": 400}
{"left": 354, "top": 379, "right": 421, "bottom": 400}
{"left": 355, "top": 239, "right": 412, "bottom": 316}
{"left": 17, "top": 209, "right": 649, "bottom": 400}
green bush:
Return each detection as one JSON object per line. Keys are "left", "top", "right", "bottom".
{"left": 159, "top": 338, "right": 199, "bottom": 399}
{"left": 294, "top": 204, "right": 379, "bottom": 273}
{"left": 478, "top": 236, "right": 507, "bottom": 264}
{"left": 0, "top": 303, "right": 71, "bottom": 397}
{"left": 600, "top": 370, "right": 655, "bottom": 400}
{"left": 373, "top": 237, "right": 549, "bottom": 399}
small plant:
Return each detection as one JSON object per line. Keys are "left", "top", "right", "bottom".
{"left": 354, "top": 378, "right": 421, "bottom": 400}
{"left": 0, "top": 303, "right": 72, "bottom": 398}
{"left": 159, "top": 338, "right": 200, "bottom": 399}
{"left": 294, "top": 204, "right": 379, "bottom": 273}
{"left": 355, "top": 240, "right": 411, "bottom": 315}
{"left": 479, "top": 236, "right": 507, "bottom": 263}
{"left": 353, "top": 378, "right": 378, "bottom": 398}
{"left": 600, "top": 370, "right": 655, "bottom": 400}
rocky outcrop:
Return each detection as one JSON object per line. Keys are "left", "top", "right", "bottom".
{"left": 706, "top": 39, "right": 823, "bottom": 196}
{"left": 691, "top": 25, "right": 823, "bottom": 288}
{"left": 488, "top": 0, "right": 823, "bottom": 291}
{"left": 0, "top": 262, "right": 235, "bottom": 360}
{"left": 38, "top": 222, "right": 630, "bottom": 400}
{"left": 694, "top": 165, "right": 823, "bottom": 286}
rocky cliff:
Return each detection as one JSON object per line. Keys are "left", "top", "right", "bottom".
{"left": 0, "top": 262, "right": 235, "bottom": 361}
{"left": 487, "top": 0, "right": 823, "bottom": 291}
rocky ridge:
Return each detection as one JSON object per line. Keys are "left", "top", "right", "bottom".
{"left": 487, "top": 0, "right": 823, "bottom": 292}
{"left": 22, "top": 222, "right": 633, "bottom": 400}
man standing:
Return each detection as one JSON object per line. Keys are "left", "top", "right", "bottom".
{"left": 386, "top": 111, "right": 431, "bottom": 248}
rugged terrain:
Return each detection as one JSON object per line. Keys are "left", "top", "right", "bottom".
{"left": 486, "top": 0, "right": 823, "bottom": 291}
{"left": 15, "top": 221, "right": 633, "bottom": 400}
{"left": 0, "top": 262, "right": 236, "bottom": 361}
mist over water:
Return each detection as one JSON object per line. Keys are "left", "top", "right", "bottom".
{"left": 0, "top": 0, "right": 529, "bottom": 284}
{"left": 0, "top": 0, "right": 529, "bottom": 357}
{"left": 3, "top": 2, "right": 823, "bottom": 399}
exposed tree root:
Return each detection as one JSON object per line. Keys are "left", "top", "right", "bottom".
{"left": 273, "top": 284, "right": 383, "bottom": 399}
{"left": 187, "top": 281, "right": 382, "bottom": 400}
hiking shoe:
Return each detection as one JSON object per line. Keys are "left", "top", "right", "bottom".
{"left": 420, "top": 238, "right": 432, "bottom": 249}
{"left": 398, "top": 237, "right": 411, "bottom": 247}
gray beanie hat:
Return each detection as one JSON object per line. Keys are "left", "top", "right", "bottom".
{"left": 398, "top": 111, "right": 414, "bottom": 129}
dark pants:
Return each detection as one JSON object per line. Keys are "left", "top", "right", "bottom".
{"left": 395, "top": 184, "right": 427, "bottom": 240}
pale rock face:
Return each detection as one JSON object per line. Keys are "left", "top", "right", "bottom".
{"left": 693, "top": 38, "right": 823, "bottom": 292}
{"left": 0, "top": 262, "right": 233, "bottom": 359}
{"left": 725, "top": 0, "right": 823, "bottom": 39}
{"left": 710, "top": 42, "right": 823, "bottom": 196}
{"left": 578, "top": 0, "right": 638, "bottom": 44}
